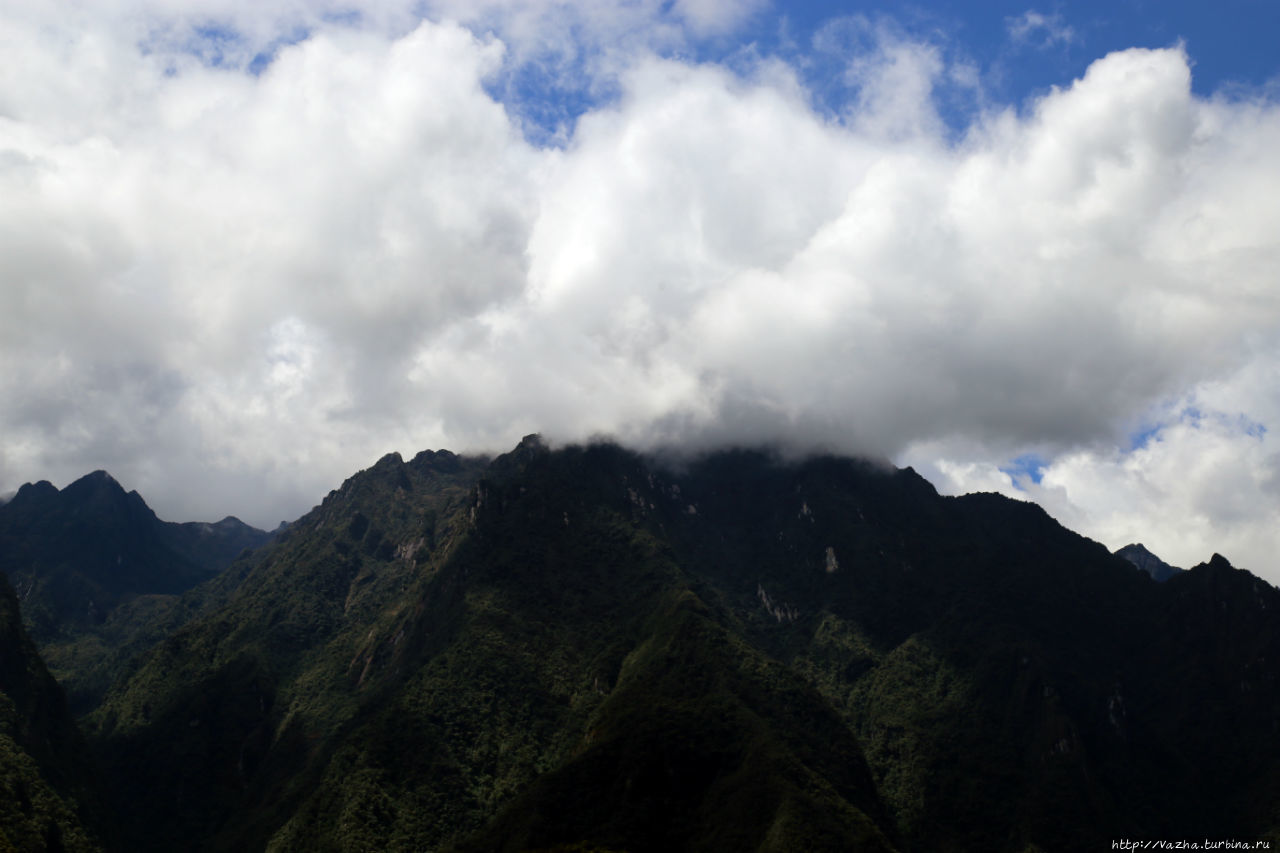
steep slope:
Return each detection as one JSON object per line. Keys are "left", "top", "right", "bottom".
{"left": 88, "top": 449, "right": 493, "bottom": 851}
{"left": 0, "top": 472, "right": 271, "bottom": 712}
{"left": 1132, "top": 554, "right": 1280, "bottom": 836}
{"left": 0, "top": 571, "right": 106, "bottom": 852}
{"left": 89, "top": 442, "right": 898, "bottom": 851}
{"left": 82, "top": 438, "right": 1280, "bottom": 851}
{"left": 272, "top": 441, "right": 896, "bottom": 853}
{"left": 656, "top": 455, "right": 1280, "bottom": 848}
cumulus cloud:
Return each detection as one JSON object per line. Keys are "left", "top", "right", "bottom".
{"left": 918, "top": 360, "right": 1280, "bottom": 578}
{"left": 3, "top": 3, "right": 1280, "bottom": 581}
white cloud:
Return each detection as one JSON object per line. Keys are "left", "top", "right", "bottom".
{"left": 3, "top": 4, "right": 1280, "bottom": 583}
{"left": 920, "top": 374, "right": 1280, "bottom": 581}
{"left": 1006, "top": 10, "right": 1077, "bottom": 49}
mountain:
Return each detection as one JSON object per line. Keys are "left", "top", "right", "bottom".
{"left": 1115, "top": 543, "right": 1182, "bottom": 581}
{"left": 0, "top": 472, "right": 271, "bottom": 712}
{"left": 68, "top": 438, "right": 1280, "bottom": 851}
{"left": 0, "top": 570, "right": 107, "bottom": 851}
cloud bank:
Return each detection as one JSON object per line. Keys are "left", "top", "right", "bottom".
{"left": 3, "top": 3, "right": 1280, "bottom": 580}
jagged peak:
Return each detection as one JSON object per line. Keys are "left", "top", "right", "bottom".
{"left": 409, "top": 447, "right": 471, "bottom": 475}
{"left": 372, "top": 451, "right": 405, "bottom": 470}
{"left": 11, "top": 479, "right": 58, "bottom": 504}
{"left": 1178, "top": 552, "right": 1259, "bottom": 582}
{"left": 487, "top": 433, "right": 553, "bottom": 476}
{"left": 894, "top": 464, "right": 940, "bottom": 496}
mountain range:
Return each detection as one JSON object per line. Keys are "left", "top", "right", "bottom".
{"left": 0, "top": 471, "right": 271, "bottom": 715}
{"left": 1, "top": 436, "right": 1278, "bottom": 851}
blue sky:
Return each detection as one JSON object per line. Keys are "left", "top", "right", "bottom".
{"left": 4, "top": 0, "right": 1280, "bottom": 581}
{"left": 192, "top": 3, "right": 1280, "bottom": 141}
{"left": 471, "top": 1, "right": 1280, "bottom": 142}
{"left": 763, "top": 1, "right": 1280, "bottom": 98}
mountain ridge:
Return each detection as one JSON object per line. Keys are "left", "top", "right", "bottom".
{"left": 5, "top": 438, "right": 1280, "bottom": 850}
{"left": 73, "top": 440, "right": 1280, "bottom": 849}
{"left": 0, "top": 471, "right": 272, "bottom": 714}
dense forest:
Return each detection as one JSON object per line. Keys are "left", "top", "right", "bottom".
{"left": 2, "top": 436, "right": 1278, "bottom": 851}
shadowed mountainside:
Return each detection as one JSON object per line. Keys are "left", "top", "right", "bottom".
{"left": 0, "top": 570, "right": 108, "bottom": 851}
{"left": 64, "top": 438, "right": 1280, "bottom": 851}
{"left": 0, "top": 472, "right": 271, "bottom": 713}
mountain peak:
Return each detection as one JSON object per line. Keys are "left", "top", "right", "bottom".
{"left": 487, "top": 433, "right": 552, "bottom": 477}
{"left": 373, "top": 451, "right": 404, "bottom": 469}
{"left": 72, "top": 469, "right": 122, "bottom": 491}
{"left": 14, "top": 435, "right": 1280, "bottom": 851}
{"left": 0, "top": 469, "right": 270, "bottom": 656}
{"left": 8, "top": 479, "right": 58, "bottom": 508}
{"left": 61, "top": 469, "right": 128, "bottom": 500}
{"left": 1208, "top": 552, "right": 1234, "bottom": 570}
{"left": 1116, "top": 542, "right": 1182, "bottom": 582}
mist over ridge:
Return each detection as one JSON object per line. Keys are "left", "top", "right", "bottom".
{"left": 3, "top": 2, "right": 1280, "bottom": 580}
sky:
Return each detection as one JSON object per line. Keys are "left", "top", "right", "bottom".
{"left": 4, "top": 1, "right": 1280, "bottom": 581}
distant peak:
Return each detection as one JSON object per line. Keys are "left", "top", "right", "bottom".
{"left": 1115, "top": 543, "right": 1182, "bottom": 582}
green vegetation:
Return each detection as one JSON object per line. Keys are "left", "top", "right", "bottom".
{"left": 0, "top": 573, "right": 106, "bottom": 851}
{"left": 0, "top": 471, "right": 270, "bottom": 716}
{"left": 5, "top": 437, "right": 1280, "bottom": 850}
